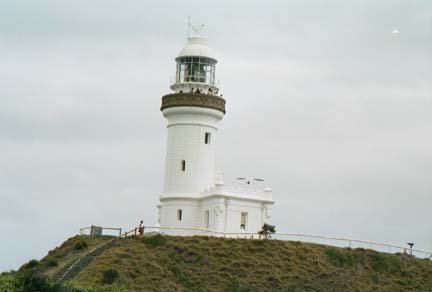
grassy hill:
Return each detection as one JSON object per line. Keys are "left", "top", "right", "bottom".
{"left": 2, "top": 234, "right": 432, "bottom": 291}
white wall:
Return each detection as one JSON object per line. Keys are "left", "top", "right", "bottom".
{"left": 159, "top": 198, "right": 201, "bottom": 235}
{"left": 162, "top": 107, "right": 223, "bottom": 196}
{"left": 200, "top": 196, "right": 225, "bottom": 232}
{"left": 159, "top": 195, "right": 271, "bottom": 236}
{"left": 224, "top": 198, "right": 265, "bottom": 234}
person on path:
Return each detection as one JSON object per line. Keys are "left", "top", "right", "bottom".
{"left": 138, "top": 220, "right": 144, "bottom": 235}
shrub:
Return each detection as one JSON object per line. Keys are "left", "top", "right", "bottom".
{"left": 47, "top": 259, "right": 58, "bottom": 267}
{"left": 225, "top": 278, "right": 251, "bottom": 292}
{"left": 19, "top": 259, "right": 39, "bottom": 271}
{"left": 370, "top": 253, "right": 401, "bottom": 273}
{"left": 0, "top": 274, "right": 16, "bottom": 292}
{"left": 142, "top": 234, "right": 166, "bottom": 247}
{"left": 258, "top": 224, "right": 276, "bottom": 240}
{"left": 102, "top": 268, "right": 119, "bottom": 284}
{"left": 15, "top": 272, "right": 63, "bottom": 292}
{"left": 266, "top": 275, "right": 281, "bottom": 290}
{"left": 168, "top": 264, "right": 190, "bottom": 286}
{"left": 324, "top": 248, "right": 362, "bottom": 268}
{"left": 371, "top": 272, "right": 380, "bottom": 284}
{"left": 73, "top": 240, "right": 88, "bottom": 251}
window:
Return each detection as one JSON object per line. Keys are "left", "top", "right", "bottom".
{"left": 181, "top": 160, "right": 186, "bottom": 172}
{"left": 204, "top": 210, "right": 209, "bottom": 228}
{"left": 175, "top": 57, "right": 216, "bottom": 85}
{"left": 240, "top": 212, "right": 248, "bottom": 230}
{"left": 177, "top": 209, "right": 182, "bottom": 221}
{"left": 204, "top": 132, "right": 211, "bottom": 144}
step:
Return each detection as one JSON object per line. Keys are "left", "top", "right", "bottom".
{"left": 55, "top": 238, "right": 118, "bottom": 283}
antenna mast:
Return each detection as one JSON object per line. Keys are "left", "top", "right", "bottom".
{"left": 187, "top": 16, "right": 191, "bottom": 40}
{"left": 186, "top": 17, "right": 205, "bottom": 41}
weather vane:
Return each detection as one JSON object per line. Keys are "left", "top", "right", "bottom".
{"left": 187, "top": 16, "right": 205, "bottom": 38}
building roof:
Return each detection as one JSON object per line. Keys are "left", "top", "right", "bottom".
{"left": 177, "top": 34, "right": 217, "bottom": 62}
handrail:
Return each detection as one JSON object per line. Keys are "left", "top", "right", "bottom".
{"left": 81, "top": 225, "right": 432, "bottom": 259}
{"left": 79, "top": 226, "right": 122, "bottom": 237}
{"left": 79, "top": 226, "right": 91, "bottom": 234}
{"left": 122, "top": 228, "right": 138, "bottom": 237}
{"left": 141, "top": 226, "right": 432, "bottom": 259}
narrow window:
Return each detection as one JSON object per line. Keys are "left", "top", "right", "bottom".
{"left": 181, "top": 160, "right": 186, "bottom": 172}
{"left": 177, "top": 209, "right": 182, "bottom": 221}
{"left": 204, "top": 210, "right": 210, "bottom": 228}
{"left": 240, "top": 212, "right": 248, "bottom": 230}
{"left": 205, "top": 132, "right": 211, "bottom": 144}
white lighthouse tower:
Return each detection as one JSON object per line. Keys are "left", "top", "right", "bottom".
{"left": 158, "top": 30, "right": 274, "bottom": 236}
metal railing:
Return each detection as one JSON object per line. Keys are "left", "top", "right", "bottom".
{"left": 118, "top": 225, "right": 432, "bottom": 260}
{"left": 79, "top": 226, "right": 122, "bottom": 237}
{"left": 169, "top": 76, "right": 220, "bottom": 88}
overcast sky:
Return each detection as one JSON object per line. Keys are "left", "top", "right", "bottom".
{"left": 1, "top": 0, "right": 431, "bottom": 271}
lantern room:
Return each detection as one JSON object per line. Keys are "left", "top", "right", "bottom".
{"left": 170, "top": 34, "right": 219, "bottom": 94}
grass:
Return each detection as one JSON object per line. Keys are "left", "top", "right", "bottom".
{"left": 66, "top": 235, "right": 432, "bottom": 291}
{"left": 20, "top": 235, "right": 114, "bottom": 279}
{"left": 102, "top": 268, "right": 119, "bottom": 284}
{"left": 4, "top": 235, "right": 432, "bottom": 291}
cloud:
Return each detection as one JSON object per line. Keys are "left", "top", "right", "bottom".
{"left": 1, "top": 0, "right": 431, "bottom": 271}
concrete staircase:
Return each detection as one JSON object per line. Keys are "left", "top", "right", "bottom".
{"left": 53, "top": 237, "right": 117, "bottom": 283}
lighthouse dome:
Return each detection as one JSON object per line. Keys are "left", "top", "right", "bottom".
{"left": 176, "top": 34, "right": 217, "bottom": 62}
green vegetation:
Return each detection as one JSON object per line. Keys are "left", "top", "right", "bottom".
{"left": 46, "top": 259, "right": 59, "bottom": 267}
{"left": 142, "top": 233, "right": 166, "bottom": 247}
{"left": 2, "top": 234, "right": 432, "bottom": 291}
{"left": 12, "top": 235, "right": 114, "bottom": 281}
{"left": 258, "top": 223, "right": 276, "bottom": 240}
{"left": 102, "top": 268, "right": 119, "bottom": 285}
{"left": 19, "top": 259, "right": 39, "bottom": 271}
{"left": 0, "top": 274, "right": 15, "bottom": 292}
{"left": 324, "top": 248, "right": 364, "bottom": 268}
{"left": 0, "top": 271, "right": 65, "bottom": 292}
{"left": 73, "top": 240, "right": 88, "bottom": 251}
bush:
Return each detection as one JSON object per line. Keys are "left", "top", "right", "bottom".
{"left": 142, "top": 234, "right": 166, "bottom": 247}
{"left": 258, "top": 224, "right": 276, "bottom": 240}
{"left": 102, "top": 268, "right": 119, "bottom": 284}
{"left": 19, "top": 259, "right": 39, "bottom": 271}
{"left": 370, "top": 253, "right": 401, "bottom": 273}
{"left": 225, "top": 278, "right": 251, "bottom": 292}
{"left": 324, "top": 248, "right": 362, "bottom": 268}
{"left": 266, "top": 275, "right": 281, "bottom": 290}
{"left": 168, "top": 264, "right": 190, "bottom": 286}
{"left": 47, "top": 259, "right": 58, "bottom": 267}
{"left": 15, "top": 272, "right": 63, "bottom": 292}
{"left": 371, "top": 273, "right": 380, "bottom": 284}
{"left": 0, "top": 274, "right": 16, "bottom": 292}
{"left": 73, "top": 240, "right": 88, "bottom": 251}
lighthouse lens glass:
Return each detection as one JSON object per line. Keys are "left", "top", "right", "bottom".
{"left": 176, "top": 57, "right": 216, "bottom": 85}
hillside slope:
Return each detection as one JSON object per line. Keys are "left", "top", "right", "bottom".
{"left": 5, "top": 235, "right": 432, "bottom": 291}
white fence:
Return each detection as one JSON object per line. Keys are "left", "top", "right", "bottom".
{"left": 79, "top": 226, "right": 122, "bottom": 237}
{"left": 78, "top": 225, "right": 432, "bottom": 259}
{"left": 137, "top": 226, "right": 432, "bottom": 260}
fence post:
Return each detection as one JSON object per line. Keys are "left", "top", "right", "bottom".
{"left": 349, "top": 240, "right": 352, "bottom": 248}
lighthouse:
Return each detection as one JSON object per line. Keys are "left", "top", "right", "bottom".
{"left": 158, "top": 30, "right": 274, "bottom": 236}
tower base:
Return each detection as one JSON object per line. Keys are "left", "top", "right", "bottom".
{"left": 158, "top": 183, "right": 274, "bottom": 236}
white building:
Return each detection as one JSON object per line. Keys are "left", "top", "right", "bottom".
{"left": 157, "top": 32, "right": 274, "bottom": 236}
